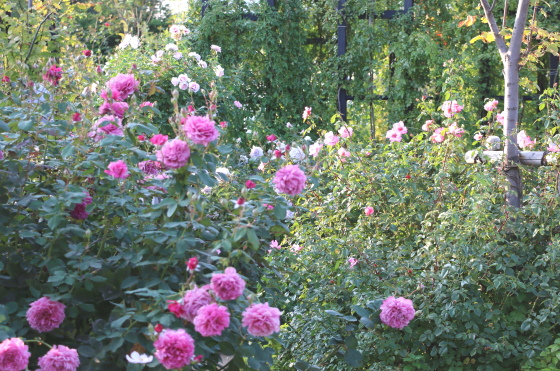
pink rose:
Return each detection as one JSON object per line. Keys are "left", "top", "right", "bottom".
{"left": 182, "top": 287, "right": 213, "bottom": 322}
{"left": 182, "top": 115, "right": 220, "bottom": 146}
{"left": 154, "top": 329, "right": 195, "bottom": 369}
{"left": 156, "top": 138, "right": 191, "bottom": 169}
{"left": 380, "top": 296, "right": 415, "bottom": 329}
{"left": 211, "top": 267, "right": 245, "bottom": 301}
{"left": 38, "top": 345, "right": 80, "bottom": 371}
{"left": 105, "top": 160, "right": 130, "bottom": 179}
{"left": 273, "top": 165, "right": 306, "bottom": 196}
{"left": 26, "top": 297, "right": 66, "bottom": 333}
{"left": 242, "top": 303, "right": 281, "bottom": 337}
{"left": 338, "top": 126, "right": 353, "bottom": 138}
{"left": 385, "top": 129, "right": 402, "bottom": 142}
{"left": 324, "top": 131, "right": 339, "bottom": 146}
{"left": 193, "top": 303, "right": 230, "bottom": 337}
{"left": 150, "top": 134, "right": 169, "bottom": 146}
{"left": 364, "top": 206, "right": 374, "bottom": 216}
{"left": 106, "top": 73, "right": 139, "bottom": 100}
{"left": 0, "top": 338, "right": 30, "bottom": 371}
{"left": 43, "top": 65, "right": 63, "bottom": 86}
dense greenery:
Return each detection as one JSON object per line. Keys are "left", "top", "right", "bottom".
{"left": 1, "top": 0, "right": 560, "bottom": 369}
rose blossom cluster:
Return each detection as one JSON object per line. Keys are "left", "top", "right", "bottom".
{"left": 517, "top": 130, "right": 536, "bottom": 149}
{"left": 43, "top": 65, "right": 63, "bottom": 86}
{"left": 159, "top": 267, "right": 281, "bottom": 368}
{"left": 171, "top": 73, "right": 200, "bottom": 92}
{"left": 441, "top": 100, "right": 464, "bottom": 118}
{"left": 423, "top": 121, "right": 466, "bottom": 144}
{"left": 385, "top": 121, "right": 408, "bottom": 142}
{"left": 484, "top": 99, "right": 499, "bottom": 112}
{"left": 169, "top": 24, "right": 190, "bottom": 41}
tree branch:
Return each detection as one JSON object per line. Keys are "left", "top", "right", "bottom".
{"left": 24, "top": 11, "right": 54, "bottom": 64}
{"left": 509, "top": 0, "right": 531, "bottom": 60}
{"left": 480, "top": 0, "right": 508, "bottom": 58}
{"left": 502, "top": 0, "right": 508, "bottom": 29}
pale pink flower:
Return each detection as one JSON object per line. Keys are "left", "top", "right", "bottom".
{"left": 139, "top": 101, "right": 154, "bottom": 108}
{"left": 215, "top": 65, "right": 224, "bottom": 77}
{"left": 211, "top": 267, "right": 246, "bottom": 301}
{"left": 338, "top": 126, "right": 353, "bottom": 138}
{"left": 302, "top": 107, "right": 312, "bottom": 121}
{"left": 150, "top": 134, "right": 168, "bottom": 146}
{"left": 169, "top": 25, "right": 189, "bottom": 41}
{"left": 106, "top": 74, "right": 139, "bottom": 100}
{"left": 448, "top": 122, "right": 465, "bottom": 138}
{"left": 0, "top": 338, "right": 30, "bottom": 371}
{"left": 309, "top": 142, "right": 323, "bottom": 157}
{"left": 198, "top": 60, "right": 208, "bottom": 68}
{"left": 496, "top": 111, "right": 505, "bottom": 125}
{"left": 181, "top": 287, "right": 213, "bottom": 322}
{"left": 324, "top": 131, "right": 339, "bottom": 146}
{"left": 430, "top": 128, "right": 445, "bottom": 143}
{"left": 380, "top": 296, "right": 415, "bottom": 329}
{"left": 211, "top": 45, "right": 222, "bottom": 52}
{"left": 286, "top": 122, "right": 293, "bottom": 128}
{"left": 182, "top": 115, "right": 219, "bottom": 146}
{"left": 105, "top": 160, "right": 130, "bottom": 179}
{"left": 273, "top": 165, "right": 306, "bottom": 196}
{"left": 364, "top": 206, "right": 374, "bottom": 216}
{"left": 26, "top": 297, "right": 66, "bottom": 333}
{"left": 422, "top": 120, "right": 435, "bottom": 132}
{"left": 242, "top": 303, "right": 281, "bottom": 337}
{"left": 484, "top": 99, "right": 499, "bottom": 112}
{"left": 270, "top": 240, "right": 281, "bottom": 249}
{"left": 338, "top": 147, "right": 350, "bottom": 160}
{"left": 291, "top": 244, "right": 303, "bottom": 252}
{"left": 173, "top": 52, "right": 183, "bottom": 60}
{"left": 37, "top": 345, "right": 80, "bottom": 371}
{"left": 474, "top": 132, "right": 483, "bottom": 141}
{"left": 179, "top": 82, "right": 189, "bottom": 90}
{"left": 517, "top": 130, "right": 535, "bottom": 149}
{"left": 548, "top": 143, "right": 560, "bottom": 152}
{"left": 156, "top": 139, "right": 191, "bottom": 169}
{"left": 385, "top": 129, "right": 402, "bottom": 142}
{"left": 442, "top": 100, "right": 463, "bottom": 118}
{"left": 234, "top": 101, "right": 243, "bottom": 109}
{"left": 154, "top": 329, "right": 195, "bottom": 369}
{"left": 348, "top": 257, "right": 358, "bottom": 268}
{"left": 392, "top": 121, "right": 408, "bottom": 135}
{"left": 188, "top": 82, "right": 200, "bottom": 93}
{"left": 165, "top": 43, "right": 178, "bottom": 51}
{"left": 194, "top": 303, "right": 230, "bottom": 337}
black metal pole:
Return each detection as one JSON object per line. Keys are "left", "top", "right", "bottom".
{"left": 201, "top": 0, "right": 208, "bottom": 17}
{"left": 337, "top": 0, "right": 348, "bottom": 122}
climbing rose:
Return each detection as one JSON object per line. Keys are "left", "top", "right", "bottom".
{"left": 245, "top": 180, "right": 256, "bottom": 189}
{"left": 518, "top": 130, "right": 535, "bottom": 149}
{"left": 385, "top": 129, "right": 402, "bottom": 142}
{"left": 106, "top": 74, "right": 139, "bottom": 100}
{"left": 182, "top": 287, "right": 213, "bottom": 322}
{"left": 139, "top": 101, "right": 154, "bottom": 108}
{"left": 324, "top": 131, "right": 339, "bottom": 146}
{"left": 234, "top": 101, "right": 243, "bottom": 109}
{"left": 309, "top": 142, "right": 323, "bottom": 157}
{"left": 0, "top": 338, "right": 30, "bottom": 371}
{"left": 474, "top": 132, "right": 483, "bottom": 141}
{"left": 273, "top": 165, "right": 306, "bottom": 196}
{"left": 105, "top": 160, "right": 130, "bottom": 179}
{"left": 193, "top": 303, "right": 230, "bottom": 337}
{"left": 210, "top": 45, "right": 222, "bottom": 52}
{"left": 43, "top": 65, "right": 63, "bottom": 86}
{"left": 82, "top": 50, "right": 92, "bottom": 57}
{"left": 26, "top": 297, "right": 66, "bottom": 333}
{"left": 302, "top": 106, "right": 312, "bottom": 120}
{"left": 422, "top": 120, "right": 435, "bottom": 132}
{"left": 182, "top": 115, "right": 219, "bottom": 146}
{"left": 348, "top": 257, "right": 358, "bottom": 268}
{"left": 242, "top": 303, "right": 281, "bottom": 337}
{"left": 442, "top": 100, "right": 463, "bottom": 118}
{"left": 392, "top": 121, "right": 407, "bottom": 135}
{"left": 154, "top": 329, "right": 195, "bottom": 370}
{"left": 88, "top": 115, "right": 123, "bottom": 141}
{"left": 379, "top": 296, "right": 415, "bottom": 329}
{"left": 211, "top": 267, "right": 246, "bottom": 301}
{"left": 138, "top": 160, "right": 163, "bottom": 175}
{"left": 71, "top": 112, "right": 81, "bottom": 122}
{"left": 187, "top": 257, "right": 198, "bottom": 272}
{"left": 98, "top": 101, "right": 129, "bottom": 118}
{"left": 496, "top": 111, "right": 505, "bottom": 125}
{"left": 364, "top": 207, "right": 374, "bottom": 216}
{"left": 37, "top": 345, "right": 80, "bottom": 371}
{"left": 156, "top": 139, "right": 191, "bottom": 169}
{"left": 448, "top": 122, "right": 465, "bottom": 138}
{"left": 150, "top": 134, "right": 168, "bottom": 146}
{"left": 430, "top": 128, "right": 445, "bottom": 143}
{"left": 338, "top": 147, "right": 350, "bottom": 159}
{"left": 338, "top": 126, "right": 353, "bottom": 138}
{"left": 484, "top": 99, "right": 499, "bottom": 111}
{"left": 266, "top": 134, "right": 277, "bottom": 142}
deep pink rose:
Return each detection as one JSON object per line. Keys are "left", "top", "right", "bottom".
{"left": 43, "top": 65, "right": 63, "bottom": 86}
{"left": 105, "top": 160, "right": 130, "bottom": 179}
{"left": 156, "top": 138, "right": 191, "bottom": 169}
{"left": 37, "top": 345, "right": 80, "bottom": 371}
{"left": 193, "top": 303, "right": 230, "bottom": 337}
{"left": 150, "top": 134, "right": 168, "bottom": 146}
{"left": 106, "top": 73, "right": 139, "bottom": 100}
{"left": 181, "top": 287, "right": 213, "bottom": 322}
{"left": 379, "top": 296, "right": 415, "bottom": 329}
{"left": 0, "top": 338, "right": 30, "bottom": 371}
{"left": 242, "top": 302, "right": 281, "bottom": 337}
{"left": 211, "top": 267, "right": 245, "bottom": 301}
{"left": 154, "top": 329, "right": 195, "bottom": 370}
{"left": 182, "top": 115, "right": 220, "bottom": 146}
{"left": 26, "top": 297, "right": 66, "bottom": 333}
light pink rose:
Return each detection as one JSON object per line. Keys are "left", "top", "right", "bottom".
{"left": 182, "top": 115, "right": 219, "bottom": 146}
{"left": 273, "top": 165, "right": 306, "bottom": 196}
{"left": 156, "top": 138, "right": 191, "bottom": 169}
{"left": 193, "top": 303, "right": 230, "bottom": 337}
{"left": 211, "top": 267, "right": 245, "bottom": 301}
{"left": 242, "top": 303, "right": 281, "bottom": 337}
{"left": 380, "top": 296, "right": 415, "bottom": 329}
{"left": 37, "top": 345, "right": 80, "bottom": 371}
{"left": 0, "top": 338, "right": 30, "bottom": 371}
{"left": 154, "top": 329, "right": 194, "bottom": 369}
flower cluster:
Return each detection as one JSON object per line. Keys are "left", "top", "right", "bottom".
{"left": 441, "top": 100, "right": 464, "bottom": 118}
{"left": 517, "top": 130, "right": 535, "bottom": 149}
{"left": 169, "top": 24, "right": 190, "bottom": 41}
{"left": 385, "top": 121, "right": 408, "bottom": 142}
{"left": 43, "top": 65, "right": 63, "bottom": 86}
{"left": 171, "top": 73, "right": 200, "bottom": 92}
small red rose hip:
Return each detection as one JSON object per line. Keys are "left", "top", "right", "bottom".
{"left": 154, "top": 323, "right": 163, "bottom": 333}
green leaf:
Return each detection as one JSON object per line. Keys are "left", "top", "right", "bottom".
{"left": 121, "top": 276, "right": 139, "bottom": 289}
{"left": 78, "top": 345, "right": 96, "bottom": 357}
{"left": 111, "top": 314, "right": 131, "bottom": 329}
{"left": 325, "top": 309, "right": 343, "bottom": 317}
{"left": 344, "top": 349, "right": 363, "bottom": 367}
{"left": 247, "top": 229, "right": 260, "bottom": 250}
{"left": 342, "top": 315, "right": 357, "bottom": 322}
{"left": 18, "top": 120, "right": 34, "bottom": 131}
{"left": 167, "top": 203, "right": 177, "bottom": 217}
{"left": 360, "top": 317, "right": 376, "bottom": 329}
{"left": 367, "top": 299, "right": 384, "bottom": 311}
{"left": 61, "top": 145, "right": 74, "bottom": 159}
{"left": 521, "top": 319, "right": 531, "bottom": 331}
